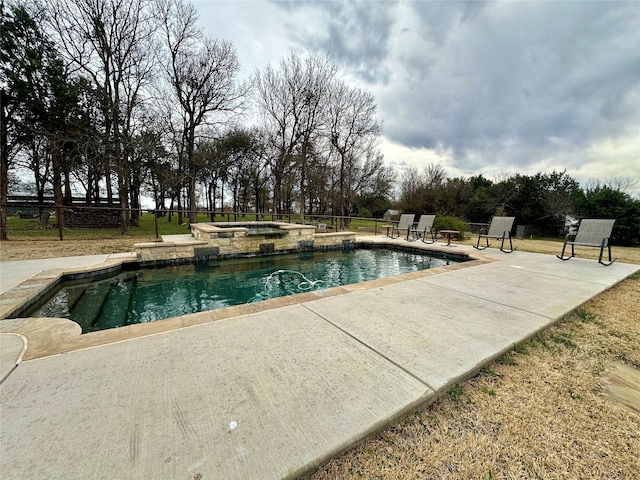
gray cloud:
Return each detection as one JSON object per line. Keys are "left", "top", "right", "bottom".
{"left": 274, "top": 0, "right": 397, "bottom": 83}
{"left": 194, "top": 0, "right": 639, "bottom": 190}
{"left": 377, "top": 1, "right": 640, "bottom": 174}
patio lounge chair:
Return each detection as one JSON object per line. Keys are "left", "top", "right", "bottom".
{"left": 473, "top": 216, "right": 516, "bottom": 253}
{"left": 557, "top": 219, "right": 616, "bottom": 266}
{"left": 390, "top": 214, "right": 415, "bottom": 240}
{"left": 410, "top": 214, "right": 436, "bottom": 243}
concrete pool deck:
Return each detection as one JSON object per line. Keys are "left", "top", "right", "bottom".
{"left": 0, "top": 238, "right": 638, "bottom": 479}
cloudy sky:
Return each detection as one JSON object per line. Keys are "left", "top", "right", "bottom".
{"left": 193, "top": 0, "right": 640, "bottom": 197}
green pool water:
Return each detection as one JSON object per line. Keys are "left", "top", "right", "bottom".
{"left": 29, "top": 248, "right": 457, "bottom": 332}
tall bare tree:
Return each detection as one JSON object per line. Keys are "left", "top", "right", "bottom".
{"left": 325, "top": 80, "right": 382, "bottom": 226}
{"left": 38, "top": 0, "right": 158, "bottom": 233}
{"left": 253, "top": 52, "right": 337, "bottom": 219}
{"left": 157, "top": 0, "right": 244, "bottom": 224}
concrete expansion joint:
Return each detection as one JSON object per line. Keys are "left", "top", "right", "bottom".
{"left": 301, "top": 304, "right": 437, "bottom": 393}
{"left": 419, "top": 280, "right": 554, "bottom": 321}
{"left": 0, "top": 363, "right": 18, "bottom": 385}
{"left": 0, "top": 332, "right": 28, "bottom": 384}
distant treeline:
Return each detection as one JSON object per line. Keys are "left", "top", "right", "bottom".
{"left": 392, "top": 166, "right": 639, "bottom": 246}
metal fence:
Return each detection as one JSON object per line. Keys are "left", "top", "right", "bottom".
{"left": 4, "top": 201, "right": 578, "bottom": 242}
{"left": 2, "top": 203, "right": 397, "bottom": 240}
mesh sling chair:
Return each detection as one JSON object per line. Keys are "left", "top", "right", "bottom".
{"left": 390, "top": 214, "right": 415, "bottom": 240}
{"left": 557, "top": 219, "right": 616, "bottom": 266}
{"left": 473, "top": 216, "right": 516, "bottom": 253}
{"left": 410, "top": 214, "right": 436, "bottom": 243}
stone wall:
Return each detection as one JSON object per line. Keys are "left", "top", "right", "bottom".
{"left": 312, "top": 232, "right": 356, "bottom": 248}
{"left": 134, "top": 240, "right": 208, "bottom": 264}
{"left": 190, "top": 222, "right": 317, "bottom": 256}
{"left": 134, "top": 224, "right": 357, "bottom": 264}
{"left": 64, "top": 208, "right": 121, "bottom": 228}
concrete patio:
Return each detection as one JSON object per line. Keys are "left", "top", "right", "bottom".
{"left": 1, "top": 238, "right": 638, "bottom": 479}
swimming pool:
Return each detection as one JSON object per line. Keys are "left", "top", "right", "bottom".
{"left": 26, "top": 247, "right": 461, "bottom": 333}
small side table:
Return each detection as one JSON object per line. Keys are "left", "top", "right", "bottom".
{"left": 383, "top": 225, "right": 394, "bottom": 237}
{"left": 439, "top": 229, "right": 460, "bottom": 247}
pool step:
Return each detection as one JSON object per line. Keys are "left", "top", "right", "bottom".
{"left": 33, "top": 283, "right": 87, "bottom": 320}
{"left": 92, "top": 275, "right": 136, "bottom": 331}
{"left": 71, "top": 282, "right": 112, "bottom": 332}
{"left": 65, "top": 284, "right": 90, "bottom": 312}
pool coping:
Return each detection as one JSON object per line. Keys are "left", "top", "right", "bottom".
{"left": 0, "top": 237, "right": 490, "bottom": 361}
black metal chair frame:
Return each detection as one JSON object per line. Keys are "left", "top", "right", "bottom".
{"left": 410, "top": 214, "right": 436, "bottom": 244}
{"left": 412, "top": 227, "right": 436, "bottom": 244}
{"left": 390, "top": 214, "right": 415, "bottom": 240}
{"left": 557, "top": 219, "right": 616, "bottom": 266}
{"left": 473, "top": 216, "right": 516, "bottom": 253}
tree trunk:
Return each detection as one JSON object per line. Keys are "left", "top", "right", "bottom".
{"left": 130, "top": 184, "right": 140, "bottom": 226}
{"left": 339, "top": 153, "right": 346, "bottom": 230}
{"left": 50, "top": 137, "right": 65, "bottom": 240}
{"left": 117, "top": 156, "right": 129, "bottom": 235}
{"left": 118, "top": 180, "right": 129, "bottom": 235}
{"left": 220, "top": 183, "right": 224, "bottom": 215}
{"left": 177, "top": 191, "right": 183, "bottom": 225}
{"left": 254, "top": 181, "right": 261, "bottom": 218}
{"left": 64, "top": 170, "right": 72, "bottom": 204}
{"left": 299, "top": 167, "right": 305, "bottom": 225}
{"left": 85, "top": 170, "right": 93, "bottom": 205}
{"left": 208, "top": 182, "right": 215, "bottom": 221}
{"left": 106, "top": 159, "right": 114, "bottom": 206}
{"left": 188, "top": 169, "right": 196, "bottom": 225}
{"left": 273, "top": 166, "right": 283, "bottom": 220}
{"left": 93, "top": 176, "right": 100, "bottom": 206}
{"left": 129, "top": 163, "right": 142, "bottom": 226}
{"left": 0, "top": 90, "right": 9, "bottom": 240}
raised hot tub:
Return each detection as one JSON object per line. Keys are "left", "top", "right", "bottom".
{"left": 134, "top": 221, "right": 355, "bottom": 263}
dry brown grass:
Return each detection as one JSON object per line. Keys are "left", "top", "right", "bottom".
{"left": 456, "top": 236, "right": 640, "bottom": 265}
{"left": 1, "top": 237, "right": 639, "bottom": 479}
{"left": 310, "top": 241, "right": 640, "bottom": 479}
{"left": 0, "top": 237, "right": 153, "bottom": 261}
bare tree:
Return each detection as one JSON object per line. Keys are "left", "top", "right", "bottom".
{"left": 294, "top": 54, "right": 336, "bottom": 223}
{"left": 253, "top": 52, "right": 337, "bottom": 219}
{"left": 325, "top": 79, "right": 382, "bottom": 226}
{"left": 398, "top": 166, "right": 424, "bottom": 213}
{"left": 423, "top": 163, "right": 448, "bottom": 189}
{"left": 38, "top": 0, "right": 158, "bottom": 233}
{"left": 247, "top": 129, "right": 271, "bottom": 217}
{"left": 488, "top": 170, "right": 519, "bottom": 217}
{"left": 304, "top": 140, "right": 333, "bottom": 216}
{"left": 587, "top": 176, "right": 638, "bottom": 194}
{"left": 157, "top": 0, "right": 245, "bottom": 224}
{"left": 253, "top": 60, "right": 295, "bottom": 218}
